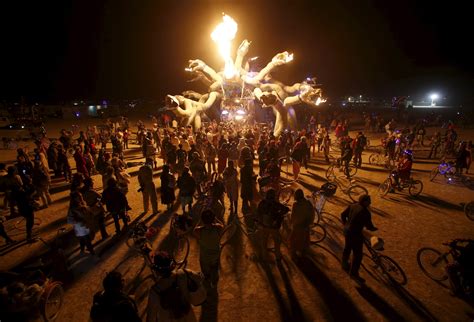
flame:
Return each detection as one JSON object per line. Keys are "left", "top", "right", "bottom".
{"left": 285, "top": 53, "right": 294, "bottom": 63}
{"left": 211, "top": 14, "right": 238, "bottom": 79}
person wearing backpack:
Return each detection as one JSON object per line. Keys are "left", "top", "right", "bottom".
{"left": 146, "top": 252, "right": 204, "bottom": 322}
{"left": 90, "top": 271, "right": 141, "bottom": 322}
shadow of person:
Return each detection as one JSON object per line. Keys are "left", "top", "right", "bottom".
{"left": 355, "top": 284, "right": 405, "bottom": 322}
{"left": 294, "top": 255, "right": 366, "bottom": 321}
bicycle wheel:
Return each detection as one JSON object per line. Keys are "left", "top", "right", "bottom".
{"left": 378, "top": 179, "right": 391, "bottom": 197}
{"left": 13, "top": 217, "right": 42, "bottom": 231}
{"left": 309, "top": 223, "right": 326, "bottom": 244}
{"left": 368, "top": 154, "right": 378, "bottom": 165}
{"left": 172, "top": 236, "right": 189, "bottom": 267}
{"left": 279, "top": 186, "right": 294, "bottom": 205}
{"left": 220, "top": 223, "right": 237, "bottom": 247}
{"left": 408, "top": 180, "right": 423, "bottom": 197}
{"left": 465, "top": 201, "right": 474, "bottom": 221}
{"left": 42, "top": 282, "right": 64, "bottom": 321}
{"left": 444, "top": 167, "right": 457, "bottom": 181}
{"left": 378, "top": 255, "right": 407, "bottom": 285}
{"left": 348, "top": 185, "right": 368, "bottom": 203}
{"left": 325, "top": 165, "right": 336, "bottom": 181}
{"left": 417, "top": 247, "right": 448, "bottom": 281}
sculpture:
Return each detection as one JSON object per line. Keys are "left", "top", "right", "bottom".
{"left": 167, "top": 14, "right": 325, "bottom": 136}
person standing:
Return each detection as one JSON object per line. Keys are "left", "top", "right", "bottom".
{"left": 90, "top": 271, "right": 141, "bottom": 322}
{"left": 81, "top": 178, "right": 109, "bottom": 240}
{"left": 340, "top": 195, "right": 377, "bottom": 283}
{"left": 257, "top": 189, "right": 290, "bottom": 261}
{"left": 13, "top": 178, "right": 36, "bottom": 242}
{"left": 194, "top": 209, "right": 224, "bottom": 289}
{"left": 177, "top": 167, "right": 196, "bottom": 215}
{"left": 352, "top": 132, "right": 367, "bottom": 168}
{"left": 160, "top": 164, "right": 175, "bottom": 211}
{"left": 32, "top": 160, "right": 52, "bottom": 208}
{"left": 138, "top": 158, "right": 158, "bottom": 214}
{"left": 222, "top": 160, "right": 239, "bottom": 217}
{"left": 204, "top": 141, "right": 217, "bottom": 174}
{"left": 74, "top": 146, "right": 89, "bottom": 178}
{"left": 289, "top": 189, "right": 315, "bottom": 257}
{"left": 102, "top": 178, "right": 130, "bottom": 234}
{"left": 240, "top": 158, "right": 255, "bottom": 214}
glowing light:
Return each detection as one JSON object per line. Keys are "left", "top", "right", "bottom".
{"left": 236, "top": 109, "right": 245, "bottom": 115}
{"left": 184, "top": 68, "right": 192, "bottom": 72}
{"left": 221, "top": 110, "right": 229, "bottom": 115}
{"left": 315, "top": 97, "right": 326, "bottom": 105}
{"left": 211, "top": 14, "right": 238, "bottom": 79}
{"left": 430, "top": 93, "right": 439, "bottom": 106}
{"left": 235, "top": 115, "right": 244, "bottom": 121}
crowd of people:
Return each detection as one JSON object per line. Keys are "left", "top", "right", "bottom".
{"left": 0, "top": 110, "right": 472, "bottom": 321}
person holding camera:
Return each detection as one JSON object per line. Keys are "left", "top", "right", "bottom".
{"left": 138, "top": 158, "right": 158, "bottom": 214}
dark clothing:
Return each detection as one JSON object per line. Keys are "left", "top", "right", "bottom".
{"left": 102, "top": 186, "right": 129, "bottom": 233}
{"left": 341, "top": 204, "right": 376, "bottom": 235}
{"left": 14, "top": 185, "right": 36, "bottom": 240}
{"left": 341, "top": 203, "right": 376, "bottom": 276}
{"left": 177, "top": 173, "right": 196, "bottom": 197}
{"left": 91, "top": 290, "right": 141, "bottom": 322}
{"left": 257, "top": 199, "right": 290, "bottom": 229}
{"left": 160, "top": 172, "right": 176, "bottom": 205}
{"left": 240, "top": 165, "right": 254, "bottom": 200}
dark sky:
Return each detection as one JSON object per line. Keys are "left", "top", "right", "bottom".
{"left": 1, "top": 0, "right": 473, "bottom": 103}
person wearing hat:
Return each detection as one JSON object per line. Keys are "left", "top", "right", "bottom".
{"left": 138, "top": 158, "right": 158, "bottom": 214}
{"left": 340, "top": 194, "right": 377, "bottom": 283}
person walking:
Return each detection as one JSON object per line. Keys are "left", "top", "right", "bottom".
{"left": 32, "top": 160, "right": 52, "bottom": 208}
{"left": 289, "top": 189, "right": 315, "bottom": 257}
{"left": 340, "top": 194, "right": 377, "bottom": 283}
{"left": 102, "top": 178, "right": 130, "bottom": 234}
{"left": 138, "top": 158, "right": 158, "bottom": 214}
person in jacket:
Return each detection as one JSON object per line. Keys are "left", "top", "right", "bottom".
{"left": 138, "top": 158, "right": 158, "bottom": 214}
{"left": 102, "top": 178, "right": 130, "bottom": 234}
{"left": 289, "top": 189, "right": 315, "bottom": 257}
{"left": 340, "top": 194, "right": 377, "bottom": 284}
{"left": 177, "top": 167, "right": 196, "bottom": 215}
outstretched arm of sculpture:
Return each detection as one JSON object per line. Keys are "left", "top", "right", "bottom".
{"left": 187, "top": 70, "right": 213, "bottom": 87}
{"left": 188, "top": 59, "right": 223, "bottom": 84}
{"left": 259, "top": 83, "right": 288, "bottom": 101}
{"left": 170, "top": 91, "right": 220, "bottom": 128}
{"left": 243, "top": 51, "right": 293, "bottom": 85}
{"left": 234, "top": 39, "right": 251, "bottom": 73}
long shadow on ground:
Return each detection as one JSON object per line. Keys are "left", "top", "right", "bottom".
{"left": 294, "top": 254, "right": 366, "bottom": 321}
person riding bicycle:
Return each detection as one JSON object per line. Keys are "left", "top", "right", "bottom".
{"left": 257, "top": 189, "right": 290, "bottom": 261}
{"left": 393, "top": 150, "right": 413, "bottom": 189}
{"left": 446, "top": 239, "right": 474, "bottom": 296}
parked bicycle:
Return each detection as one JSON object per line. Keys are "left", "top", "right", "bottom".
{"left": 258, "top": 176, "right": 295, "bottom": 205}
{"left": 378, "top": 170, "right": 423, "bottom": 197}
{"left": 429, "top": 160, "right": 457, "bottom": 182}
{"left": 417, "top": 239, "right": 473, "bottom": 295}
{"left": 329, "top": 177, "right": 368, "bottom": 203}
{"left": 363, "top": 236, "right": 407, "bottom": 285}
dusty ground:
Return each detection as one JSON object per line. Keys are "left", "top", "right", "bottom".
{"left": 1, "top": 116, "right": 473, "bottom": 322}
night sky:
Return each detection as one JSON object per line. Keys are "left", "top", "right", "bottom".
{"left": 0, "top": 0, "right": 472, "bottom": 103}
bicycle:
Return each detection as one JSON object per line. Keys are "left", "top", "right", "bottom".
{"left": 464, "top": 201, "right": 474, "bottom": 221}
{"left": 429, "top": 160, "right": 457, "bottom": 182}
{"left": 326, "top": 160, "right": 357, "bottom": 181}
{"left": 378, "top": 170, "right": 423, "bottom": 197}
{"left": 417, "top": 239, "right": 472, "bottom": 282}
{"left": 331, "top": 177, "right": 368, "bottom": 203}
{"left": 258, "top": 176, "right": 295, "bottom": 205}
{"left": 363, "top": 237, "right": 407, "bottom": 285}
{"left": 368, "top": 152, "right": 395, "bottom": 170}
